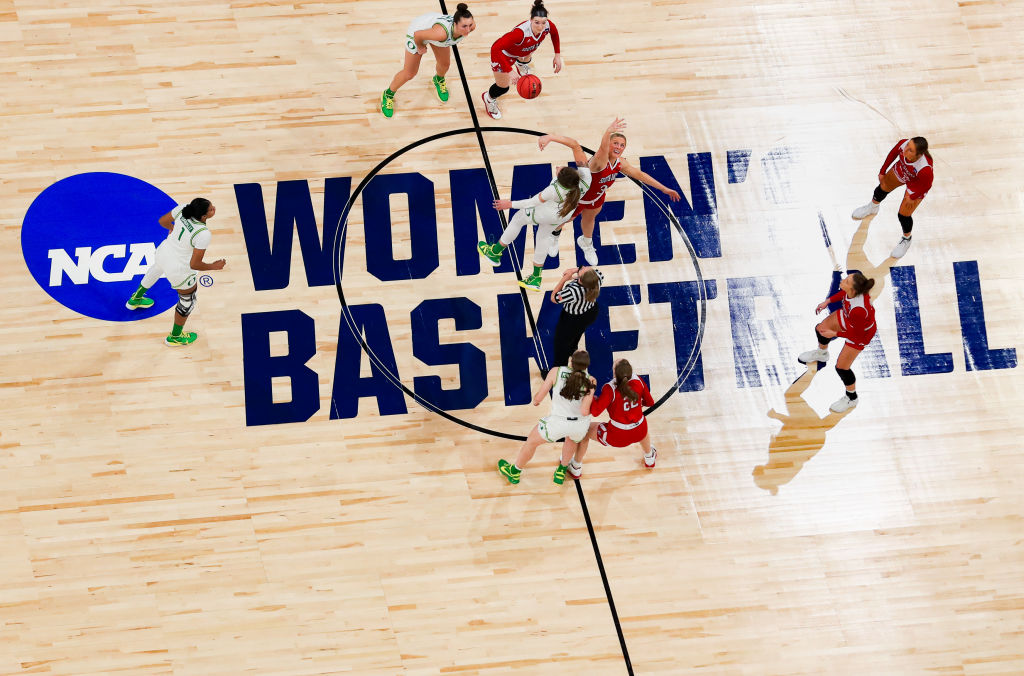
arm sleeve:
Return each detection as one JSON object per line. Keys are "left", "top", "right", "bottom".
{"left": 907, "top": 166, "right": 933, "bottom": 199}
{"left": 548, "top": 21, "right": 560, "bottom": 52}
{"left": 491, "top": 27, "right": 521, "bottom": 56}
{"left": 880, "top": 139, "right": 907, "bottom": 175}
{"left": 640, "top": 379, "right": 654, "bottom": 407}
{"left": 589, "top": 384, "right": 612, "bottom": 416}
{"left": 827, "top": 290, "right": 846, "bottom": 304}
{"left": 508, "top": 192, "right": 544, "bottom": 209}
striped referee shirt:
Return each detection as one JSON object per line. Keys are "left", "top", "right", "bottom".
{"left": 555, "top": 269, "right": 603, "bottom": 315}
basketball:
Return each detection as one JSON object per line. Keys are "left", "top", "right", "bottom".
{"left": 517, "top": 74, "right": 542, "bottom": 99}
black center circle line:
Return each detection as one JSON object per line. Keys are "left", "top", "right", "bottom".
{"left": 331, "top": 126, "right": 706, "bottom": 440}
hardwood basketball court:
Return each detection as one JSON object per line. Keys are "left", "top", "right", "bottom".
{"left": 3, "top": 0, "right": 1023, "bottom": 673}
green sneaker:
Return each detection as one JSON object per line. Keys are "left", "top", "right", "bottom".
{"left": 553, "top": 464, "right": 567, "bottom": 485}
{"left": 432, "top": 75, "right": 449, "bottom": 102}
{"left": 518, "top": 273, "right": 542, "bottom": 292}
{"left": 164, "top": 331, "right": 198, "bottom": 347}
{"left": 380, "top": 89, "right": 395, "bottom": 118}
{"left": 498, "top": 459, "right": 521, "bottom": 485}
{"left": 125, "top": 296, "right": 154, "bottom": 310}
{"left": 478, "top": 241, "right": 503, "bottom": 267}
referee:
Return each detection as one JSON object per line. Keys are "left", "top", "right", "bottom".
{"left": 549, "top": 266, "right": 603, "bottom": 373}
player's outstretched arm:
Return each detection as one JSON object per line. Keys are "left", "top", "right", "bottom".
{"left": 620, "top": 159, "right": 681, "bottom": 201}
{"left": 591, "top": 118, "right": 627, "bottom": 170}
{"left": 538, "top": 134, "right": 587, "bottom": 166}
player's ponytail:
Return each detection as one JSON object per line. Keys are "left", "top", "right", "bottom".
{"left": 580, "top": 269, "right": 601, "bottom": 304}
{"left": 849, "top": 272, "right": 875, "bottom": 297}
{"left": 614, "top": 359, "right": 639, "bottom": 403}
{"left": 530, "top": 0, "right": 549, "bottom": 18}
{"left": 182, "top": 197, "right": 211, "bottom": 221}
{"left": 560, "top": 350, "right": 594, "bottom": 401}
{"left": 911, "top": 136, "right": 931, "bottom": 160}
{"left": 453, "top": 3, "right": 473, "bottom": 22}
{"left": 556, "top": 166, "right": 582, "bottom": 219}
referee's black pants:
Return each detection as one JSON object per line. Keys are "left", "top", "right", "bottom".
{"left": 551, "top": 305, "right": 600, "bottom": 371}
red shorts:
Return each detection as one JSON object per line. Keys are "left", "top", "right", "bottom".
{"left": 490, "top": 47, "right": 522, "bottom": 73}
{"left": 572, "top": 195, "right": 606, "bottom": 220}
{"left": 595, "top": 419, "right": 648, "bottom": 448}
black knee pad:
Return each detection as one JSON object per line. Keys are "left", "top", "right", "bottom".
{"left": 898, "top": 213, "right": 913, "bottom": 234}
{"left": 176, "top": 291, "right": 197, "bottom": 317}
{"left": 872, "top": 185, "right": 891, "bottom": 202}
{"left": 489, "top": 84, "right": 510, "bottom": 99}
{"left": 815, "top": 328, "right": 833, "bottom": 345}
{"left": 835, "top": 367, "right": 856, "bottom": 387}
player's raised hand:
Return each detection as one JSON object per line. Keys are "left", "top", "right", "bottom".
{"left": 608, "top": 117, "right": 627, "bottom": 134}
{"left": 493, "top": 199, "right": 512, "bottom": 210}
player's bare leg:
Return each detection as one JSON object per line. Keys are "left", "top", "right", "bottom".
{"left": 576, "top": 205, "right": 601, "bottom": 266}
{"left": 429, "top": 45, "right": 450, "bottom": 102}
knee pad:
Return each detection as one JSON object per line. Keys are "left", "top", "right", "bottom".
{"left": 835, "top": 367, "right": 856, "bottom": 387}
{"left": 815, "top": 328, "right": 833, "bottom": 345}
{"left": 872, "top": 185, "right": 891, "bottom": 202}
{"left": 898, "top": 213, "right": 913, "bottom": 234}
{"left": 489, "top": 84, "right": 510, "bottom": 99}
{"left": 175, "top": 291, "right": 196, "bottom": 317}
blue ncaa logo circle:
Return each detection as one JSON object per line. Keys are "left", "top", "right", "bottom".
{"left": 21, "top": 172, "right": 178, "bottom": 322}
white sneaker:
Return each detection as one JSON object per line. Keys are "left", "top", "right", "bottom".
{"left": 643, "top": 449, "right": 657, "bottom": 468}
{"left": 515, "top": 60, "right": 532, "bottom": 77}
{"left": 891, "top": 236, "right": 912, "bottom": 259}
{"left": 830, "top": 394, "right": 858, "bottom": 413}
{"left": 851, "top": 202, "right": 880, "bottom": 219}
{"left": 798, "top": 348, "right": 829, "bottom": 364}
{"left": 576, "top": 235, "right": 598, "bottom": 266}
{"left": 481, "top": 91, "right": 501, "bottom": 119}
{"left": 548, "top": 235, "right": 560, "bottom": 259}
{"left": 567, "top": 463, "right": 582, "bottom": 480}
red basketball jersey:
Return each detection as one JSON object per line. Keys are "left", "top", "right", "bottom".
{"left": 591, "top": 377, "right": 654, "bottom": 425}
{"left": 579, "top": 158, "right": 621, "bottom": 206}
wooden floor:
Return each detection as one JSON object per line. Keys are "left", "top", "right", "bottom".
{"left": 4, "top": 0, "right": 1024, "bottom": 673}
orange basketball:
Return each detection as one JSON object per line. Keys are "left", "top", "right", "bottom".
{"left": 516, "top": 74, "right": 542, "bottom": 99}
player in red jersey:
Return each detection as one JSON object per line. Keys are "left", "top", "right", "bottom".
{"left": 797, "top": 272, "right": 877, "bottom": 413}
{"left": 566, "top": 359, "right": 658, "bottom": 479}
{"left": 850, "top": 136, "right": 933, "bottom": 259}
{"left": 571, "top": 123, "right": 682, "bottom": 265}
{"left": 481, "top": 0, "right": 562, "bottom": 120}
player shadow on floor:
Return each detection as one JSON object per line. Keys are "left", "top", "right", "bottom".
{"left": 753, "top": 214, "right": 898, "bottom": 494}
{"left": 753, "top": 364, "right": 852, "bottom": 494}
{"left": 846, "top": 214, "right": 897, "bottom": 301}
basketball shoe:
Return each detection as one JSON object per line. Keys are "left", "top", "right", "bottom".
{"left": 432, "top": 75, "right": 449, "bottom": 102}
{"left": 798, "top": 348, "right": 829, "bottom": 364}
{"left": 567, "top": 462, "right": 583, "bottom": 480}
{"left": 643, "top": 448, "right": 657, "bottom": 468}
{"left": 851, "top": 202, "right": 880, "bottom": 219}
{"left": 891, "top": 236, "right": 912, "bottom": 258}
{"left": 477, "top": 241, "right": 504, "bottom": 266}
{"left": 126, "top": 296, "right": 154, "bottom": 310}
{"left": 515, "top": 60, "right": 532, "bottom": 77}
{"left": 165, "top": 332, "right": 198, "bottom": 347}
{"left": 830, "top": 394, "right": 859, "bottom": 413}
{"left": 498, "top": 459, "right": 521, "bottom": 484}
{"left": 380, "top": 89, "right": 395, "bottom": 118}
{"left": 481, "top": 91, "right": 501, "bottom": 119}
{"left": 552, "top": 464, "right": 567, "bottom": 485}
{"left": 518, "top": 273, "right": 542, "bottom": 292}
{"left": 576, "top": 235, "right": 598, "bottom": 266}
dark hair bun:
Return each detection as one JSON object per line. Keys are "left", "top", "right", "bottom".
{"left": 457, "top": 2, "right": 468, "bottom": 10}
{"left": 533, "top": 0, "right": 544, "bottom": 6}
